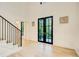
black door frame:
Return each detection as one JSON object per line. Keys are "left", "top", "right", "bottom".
{"left": 38, "top": 16, "right": 53, "bottom": 44}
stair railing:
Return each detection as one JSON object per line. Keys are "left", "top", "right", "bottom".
{"left": 0, "top": 15, "right": 22, "bottom": 47}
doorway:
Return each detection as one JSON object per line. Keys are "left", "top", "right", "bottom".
{"left": 38, "top": 16, "right": 53, "bottom": 44}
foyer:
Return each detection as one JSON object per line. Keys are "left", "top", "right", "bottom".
{"left": 0, "top": 2, "right": 79, "bottom": 57}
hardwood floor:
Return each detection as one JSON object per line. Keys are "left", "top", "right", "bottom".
{"left": 8, "top": 39, "right": 78, "bottom": 57}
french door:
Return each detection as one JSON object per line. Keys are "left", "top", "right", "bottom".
{"left": 38, "top": 16, "right": 53, "bottom": 44}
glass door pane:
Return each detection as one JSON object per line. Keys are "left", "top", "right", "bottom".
{"left": 38, "top": 19, "right": 44, "bottom": 41}
{"left": 46, "top": 18, "right": 52, "bottom": 43}
{"left": 38, "top": 16, "right": 53, "bottom": 44}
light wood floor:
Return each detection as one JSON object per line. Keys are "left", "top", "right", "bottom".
{"left": 8, "top": 40, "right": 78, "bottom": 57}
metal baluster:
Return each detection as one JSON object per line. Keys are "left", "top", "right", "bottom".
{"left": 13, "top": 27, "right": 14, "bottom": 45}
{"left": 8, "top": 23, "right": 9, "bottom": 43}
{"left": 2, "top": 18, "right": 3, "bottom": 40}
{"left": 18, "top": 31, "right": 20, "bottom": 47}
{"left": 14, "top": 28, "right": 15, "bottom": 45}
{"left": 7, "top": 22, "right": 8, "bottom": 43}
{"left": 18, "top": 29, "right": 19, "bottom": 45}
{"left": 9, "top": 24, "right": 10, "bottom": 43}
{"left": 9, "top": 23, "right": 10, "bottom": 43}
{"left": 13, "top": 27, "right": 15, "bottom": 45}
{"left": 12, "top": 26, "right": 13, "bottom": 44}
{"left": 2, "top": 19, "right": 5, "bottom": 40}
{"left": 15, "top": 28, "right": 16, "bottom": 45}
{"left": 18, "top": 30, "right": 20, "bottom": 46}
{"left": 11, "top": 25, "right": 12, "bottom": 43}
{"left": 5, "top": 20, "right": 6, "bottom": 40}
{"left": 0, "top": 17, "right": 1, "bottom": 40}
{"left": 10, "top": 25, "right": 12, "bottom": 43}
{"left": 19, "top": 32, "right": 22, "bottom": 46}
{"left": 6, "top": 22, "right": 7, "bottom": 43}
{"left": 17, "top": 29, "right": 19, "bottom": 45}
{"left": 12, "top": 26, "right": 14, "bottom": 44}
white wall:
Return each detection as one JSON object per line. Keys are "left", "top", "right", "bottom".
{"left": 74, "top": 3, "right": 79, "bottom": 55}
{"left": 26, "top": 2, "right": 79, "bottom": 49}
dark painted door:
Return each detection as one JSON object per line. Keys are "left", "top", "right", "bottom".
{"left": 38, "top": 16, "right": 53, "bottom": 44}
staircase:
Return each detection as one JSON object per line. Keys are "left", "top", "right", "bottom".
{"left": 0, "top": 15, "right": 22, "bottom": 47}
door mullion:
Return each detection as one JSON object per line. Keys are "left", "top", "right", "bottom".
{"left": 43, "top": 18, "right": 46, "bottom": 43}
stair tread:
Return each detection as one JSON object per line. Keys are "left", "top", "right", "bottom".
{"left": 0, "top": 40, "right": 18, "bottom": 48}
